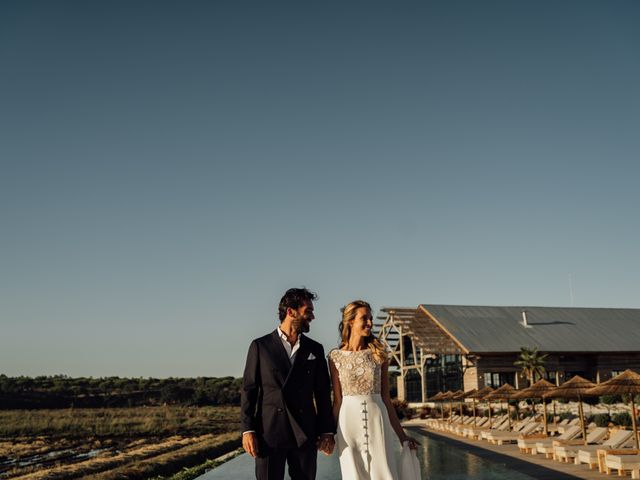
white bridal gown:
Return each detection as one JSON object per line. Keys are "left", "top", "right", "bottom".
{"left": 329, "top": 349, "right": 421, "bottom": 480}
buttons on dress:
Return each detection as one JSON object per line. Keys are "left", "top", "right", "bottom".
{"left": 361, "top": 400, "right": 370, "bottom": 454}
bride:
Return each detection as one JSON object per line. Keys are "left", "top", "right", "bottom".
{"left": 328, "top": 300, "right": 422, "bottom": 479}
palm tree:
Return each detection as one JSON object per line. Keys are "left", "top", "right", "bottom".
{"left": 514, "top": 347, "right": 548, "bottom": 387}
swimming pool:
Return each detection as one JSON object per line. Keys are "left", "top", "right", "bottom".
{"left": 198, "top": 429, "right": 535, "bottom": 479}
{"left": 417, "top": 431, "right": 534, "bottom": 480}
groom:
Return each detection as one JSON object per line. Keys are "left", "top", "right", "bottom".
{"left": 241, "top": 288, "right": 336, "bottom": 479}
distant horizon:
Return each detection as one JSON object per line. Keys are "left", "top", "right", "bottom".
{"left": 7, "top": 301, "right": 640, "bottom": 379}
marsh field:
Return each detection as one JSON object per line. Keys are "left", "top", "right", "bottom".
{"left": 0, "top": 406, "right": 242, "bottom": 480}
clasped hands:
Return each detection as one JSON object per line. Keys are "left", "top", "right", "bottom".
{"left": 243, "top": 432, "right": 335, "bottom": 457}
{"left": 317, "top": 433, "right": 335, "bottom": 455}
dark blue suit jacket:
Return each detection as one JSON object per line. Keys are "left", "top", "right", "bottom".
{"left": 241, "top": 330, "right": 335, "bottom": 448}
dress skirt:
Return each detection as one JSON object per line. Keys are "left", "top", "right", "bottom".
{"left": 336, "top": 393, "right": 401, "bottom": 480}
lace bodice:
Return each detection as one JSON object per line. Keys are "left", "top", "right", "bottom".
{"left": 329, "top": 348, "right": 381, "bottom": 396}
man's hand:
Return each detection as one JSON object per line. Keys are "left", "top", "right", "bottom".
{"left": 317, "top": 433, "right": 335, "bottom": 455}
{"left": 242, "top": 432, "right": 259, "bottom": 457}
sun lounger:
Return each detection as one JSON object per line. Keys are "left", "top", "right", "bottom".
{"left": 446, "top": 416, "right": 475, "bottom": 433}
{"left": 535, "top": 425, "right": 583, "bottom": 458}
{"left": 604, "top": 451, "right": 640, "bottom": 478}
{"left": 518, "top": 425, "right": 582, "bottom": 455}
{"left": 557, "top": 417, "right": 580, "bottom": 434}
{"left": 480, "top": 415, "right": 540, "bottom": 440}
{"left": 464, "top": 415, "right": 508, "bottom": 439}
{"left": 552, "top": 427, "right": 608, "bottom": 462}
{"left": 517, "top": 433, "right": 549, "bottom": 453}
{"left": 460, "top": 417, "right": 490, "bottom": 437}
{"left": 479, "top": 417, "right": 516, "bottom": 440}
{"left": 575, "top": 429, "right": 635, "bottom": 469}
{"left": 485, "top": 421, "right": 542, "bottom": 445}
{"left": 451, "top": 416, "right": 481, "bottom": 435}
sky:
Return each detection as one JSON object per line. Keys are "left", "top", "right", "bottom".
{"left": 1, "top": 0, "right": 639, "bottom": 378}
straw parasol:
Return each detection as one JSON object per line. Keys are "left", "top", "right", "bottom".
{"left": 485, "top": 383, "right": 517, "bottom": 430}
{"left": 427, "top": 391, "right": 447, "bottom": 421}
{"left": 511, "top": 379, "right": 557, "bottom": 435}
{"left": 437, "top": 391, "right": 456, "bottom": 422}
{"left": 452, "top": 390, "right": 470, "bottom": 423}
{"left": 448, "top": 390, "right": 465, "bottom": 422}
{"left": 586, "top": 369, "right": 640, "bottom": 449}
{"left": 468, "top": 386, "right": 494, "bottom": 426}
{"left": 461, "top": 389, "right": 478, "bottom": 425}
{"left": 544, "top": 375, "right": 596, "bottom": 445}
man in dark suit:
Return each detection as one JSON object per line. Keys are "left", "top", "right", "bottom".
{"left": 241, "top": 288, "right": 335, "bottom": 480}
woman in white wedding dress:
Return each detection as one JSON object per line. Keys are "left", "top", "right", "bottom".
{"left": 328, "top": 300, "right": 422, "bottom": 480}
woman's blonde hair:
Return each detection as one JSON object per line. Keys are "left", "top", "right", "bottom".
{"left": 339, "top": 300, "right": 387, "bottom": 364}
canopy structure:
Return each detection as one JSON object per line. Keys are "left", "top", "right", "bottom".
{"left": 467, "top": 386, "right": 494, "bottom": 426}
{"left": 586, "top": 370, "right": 640, "bottom": 448}
{"left": 427, "top": 391, "right": 447, "bottom": 421}
{"left": 545, "top": 375, "right": 596, "bottom": 445}
{"left": 485, "top": 384, "right": 517, "bottom": 430}
{"left": 512, "top": 379, "right": 557, "bottom": 435}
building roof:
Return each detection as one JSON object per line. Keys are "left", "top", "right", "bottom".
{"left": 417, "top": 305, "right": 640, "bottom": 354}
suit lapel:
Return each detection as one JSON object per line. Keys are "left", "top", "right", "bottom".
{"left": 268, "top": 330, "right": 292, "bottom": 385}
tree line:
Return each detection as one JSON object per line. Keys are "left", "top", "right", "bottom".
{"left": 0, "top": 375, "right": 242, "bottom": 409}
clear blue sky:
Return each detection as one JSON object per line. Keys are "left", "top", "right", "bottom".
{"left": 1, "top": 0, "right": 639, "bottom": 378}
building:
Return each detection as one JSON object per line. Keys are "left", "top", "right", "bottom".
{"left": 376, "top": 305, "right": 640, "bottom": 404}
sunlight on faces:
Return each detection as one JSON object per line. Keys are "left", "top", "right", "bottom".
{"left": 290, "top": 300, "right": 314, "bottom": 333}
{"left": 349, "top": 307, "right": 373, "bottom": 341}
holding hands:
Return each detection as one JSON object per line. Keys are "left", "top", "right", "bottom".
{"left": 317, "top": 433, "right": 335, "bottom": 455}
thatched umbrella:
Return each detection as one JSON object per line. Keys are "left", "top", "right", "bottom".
{"left": 427, "top": 391, "right": 447, "bottom": 421}
{"left": 438, "top": 391, "right": 455, "bottom": 422}
{"left": 484, "top": 383, "right": 517, "bottom": 430}
{"left": 586, "top": 369, "right": 640, "bottom": 449}
{"left": 449, "top": 390, "right": 464, "bottom": 422}
{"left": 512, "top": 379, "right": 557, "bottom": 435}
{"left": 468, "top": 386, "right": 494, "bottom": 426}
{"left": 452, "top": 390, "right": 470, "bottom": 423}
{"left": 461, "top": 389, "right": 478, "bottom": 424}
{"left": 544, "top": 375, "right": 596, "bottom": 445}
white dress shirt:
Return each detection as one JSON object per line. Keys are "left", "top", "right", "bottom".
{"left": 278, "top": 326, "right": 301, "bottom": 363}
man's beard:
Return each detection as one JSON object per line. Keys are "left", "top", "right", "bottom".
{"left": 293, "top": 315, "right": 310, "bottom": 333}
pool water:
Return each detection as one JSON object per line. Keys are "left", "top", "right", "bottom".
{"left": 198, "top": 430, "right": 535, "bottom": 479}
{"left": 418, "top": 433, "right": 534, "bottom": 480}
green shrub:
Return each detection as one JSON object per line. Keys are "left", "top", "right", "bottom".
{"left": 558, "top": 412, "right": 574, "bottom": 421}
{"left": 612, "top": 412, "right": 632, "bottom": 427}
{"left": 591, "top": 413, "right": 611, "bottom": 427}
{"left": 621, "top": 394, "right": 640, "bottom": 405}
{"left": 600, "top": 395, "right": 622, "bottom": 405}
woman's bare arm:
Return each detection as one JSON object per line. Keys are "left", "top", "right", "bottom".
{"left": 381, "top": 360, "right": 420, "bottom": 448}
{"left": 328, "top": 357, "right": 342, "bottom": 424}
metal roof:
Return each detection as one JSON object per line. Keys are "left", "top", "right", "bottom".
{"left": 416, "top": 305, "right": 640, "bottom": 353}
